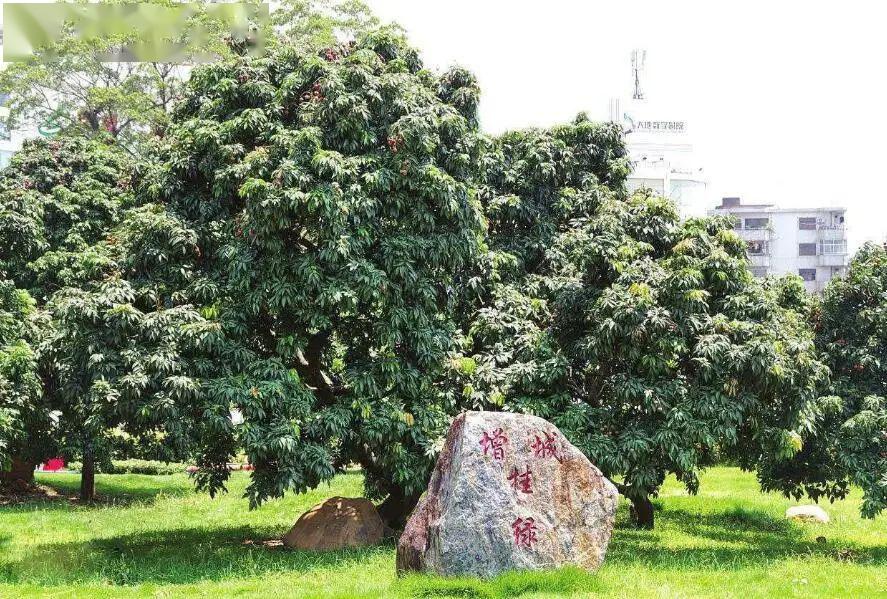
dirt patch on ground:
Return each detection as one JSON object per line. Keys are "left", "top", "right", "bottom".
{"left": 0, "top": 483, "right": 67, "bottom": 506}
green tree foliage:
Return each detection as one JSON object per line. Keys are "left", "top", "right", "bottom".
{"left": 0, "top": 33, "right": 189, "bottom": 142}
{"left": 272, "top": 0, "right": 379, "bottom": 49}
{"left": 0, "top": 136, "right": 129, "bottom": 488}
{"left": 44, "top": 276, "right": 203, "bottom": 499}
{"left": 139, "top": 29, "right": 485, "bottom": 525}
{"left": 0, "top": 280, "right": 50, "bottom": 480}
{"left": 758, "top": 244, "right": 886, "bottom": 518}
{"left": 0, "top": 1, "right": 271, "bottom": 145}
{"left": 0, "top": 135, "right": 201, "bottom": 498}
{"left": 820, "top": 243, "right": 887, "bottom": 400}
{"left": 0, "top": 136, "right": 127, "bottom": 300}
{"left": 40, "top": 187, "right": 209, "bottom": 500}
{"left": 456, "top": 118, "right": 829, "bottom": 527}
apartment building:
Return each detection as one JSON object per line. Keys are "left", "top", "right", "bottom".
{"left": 709, "top": 197, "right": 849, "bottom": 293}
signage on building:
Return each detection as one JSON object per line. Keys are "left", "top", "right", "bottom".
{"left": 623, "top": 113, "right": 688, "bottom": 135}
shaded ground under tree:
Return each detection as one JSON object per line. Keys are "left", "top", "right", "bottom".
{"left": 0, "top": 467, "right": 883, "bottom": 598}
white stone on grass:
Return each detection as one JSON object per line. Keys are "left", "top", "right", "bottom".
{"left": 786, "top": 505, "right": 830, "bottom": 523}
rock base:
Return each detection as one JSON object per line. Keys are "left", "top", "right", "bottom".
{"left": 283, "top": 496, "right": 385, "bottom": 550}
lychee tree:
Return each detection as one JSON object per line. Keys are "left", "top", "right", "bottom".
{"left": 457, "top": 118, "right": 830, "bottom": 528}
{"left": 0, "top": 134, "right": 208, "bottom": 499}
{"left": 0, "top": 280, "right": 52, "bottom": 487}
{"left": 756, "top": 244, "right": 886, "bottom": 518}
{"left": 140, "top": 29, "right": 486, "bottom": 526}
{"left": 0, "top": 136, "right": 129, "bottom": 489}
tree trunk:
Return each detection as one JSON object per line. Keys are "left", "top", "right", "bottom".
{"left": 629, "top": 494, "right": 654, "bottom": 529}
{"left": 80, "top": 444, "right": 96, "bottom": 502}
{"left": 0, "top": 457, "right": 36, "bottom": 488}
{"left": 377, "top": 486, "right": 421, "bottom": 532}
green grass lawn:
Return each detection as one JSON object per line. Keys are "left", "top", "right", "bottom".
{"left": 0, "top": 467, "right": 883, "bottom": 598}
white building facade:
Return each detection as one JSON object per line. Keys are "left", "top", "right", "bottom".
{"left": 608, "top": 51, "right": 709, "bottom": 218}
{"left": 0, "top": 30, "right": 40, "bottom": 167}
{"left": 610, "top": 98, "right": 708, "bottom": 218}
{"left": 709, "top": 197, "right": 848, "bottom": 293}
{"left": 0, "top": 117, "right": 34, "bottom": 168}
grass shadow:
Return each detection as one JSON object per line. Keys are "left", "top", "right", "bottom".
{"left": 398, "top": 566, "right": 600, "bottom": 598}
{"left": 2, "top": 525, "right": 394, "bottom": 586}
{"left": 0, "top": 473, "right": 197, "bottom": 514}
{"left": 606, "top": 505, "right": 887, "bottom": 569}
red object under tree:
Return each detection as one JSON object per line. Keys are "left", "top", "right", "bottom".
{"left": 42, "top": 458, "right": 65, "bottom": 472}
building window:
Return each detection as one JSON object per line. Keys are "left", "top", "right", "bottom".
{"left": 798, "top": 243, "right": 817, "bottom": 256}
{"left": 750, "top": 267, "right": 767, "bottom": 278}
{"left": 799, "top": 268, "right": 817, "bottom": 281}
{"left": 798, "top": 217, "right": 817, "bottom": 230}
{"left": 747, "top": 241, "right": 768, "bottom": 255}
{"left": 744, "top": 217, "right": 769, "bottom": 230}
{"left": 820, "top": 240, "right": 846, "bottom": 255}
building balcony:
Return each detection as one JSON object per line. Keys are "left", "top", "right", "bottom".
{"left": 735, "top": 227, "right": 773, "bottom": 241}
{"left": 817, "top": 225, "right": 846, "bottom": 240}
{"left": 748, "top": 254, "right": 770, "bottom": 268}
{"left": 819, "top": 253, "right": 848, "bottom": 267}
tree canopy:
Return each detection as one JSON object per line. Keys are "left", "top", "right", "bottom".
{"left": 0, "top": 136, "right": 130, "bottom": 489}
{"left": 0, "top": 136, "right": 129, "bottom": 299}
{"left": 135, "top": 29, "right": 485, "bottom": 525}
{"left": 455, "top": 119, "right": 829, "bottom": 527}
{"left": 756, "top": 243, "right": 886, "bottom": 518}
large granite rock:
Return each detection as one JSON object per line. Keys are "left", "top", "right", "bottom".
{"left": 397, "top": 411, "right": 619, "bottom": 577}
{"left": 283, "top": 497, "right": 385, "bottom": 550}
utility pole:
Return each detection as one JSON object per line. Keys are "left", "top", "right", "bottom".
{"left": 631, "top": 49, "right": 646, "bottom": 100}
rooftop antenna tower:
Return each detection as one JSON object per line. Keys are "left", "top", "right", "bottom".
{"left": 631, "top": 49, "right": 646, "bottom": 100}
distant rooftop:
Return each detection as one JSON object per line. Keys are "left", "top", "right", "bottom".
{"left": 713, "top": 197, "right": 845, "bottom": 213}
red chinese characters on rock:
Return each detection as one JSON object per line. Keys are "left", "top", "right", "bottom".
{"left": 507, "top": 465, "right": 533, "bottom": 494}
{"left": 480, "top": 428, "right": 508, "bottom": 461}
{"left": 530, "top": 431, "right": 560, "bottom": 461}
{"left": 511, "top": 517, "right": 539, "bottom": 549}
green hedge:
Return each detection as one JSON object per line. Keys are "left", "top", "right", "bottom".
{"left": 66, "top": 459, "right": 187, "bottom": 475}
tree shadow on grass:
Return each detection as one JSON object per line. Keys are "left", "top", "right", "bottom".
{"left": 606, "top": 505, "right": 887, "bottom": 569}
{"left": 0, "top": 474, "right": 196, "bottom": 514}
{"left": 4, "top": 523, "right": 600, "bottom": 597}
{"left": 398, "top": 567, "right": 600, "bottom": 599}
{"left": 2, "top": 525, "right": 394, "bottom": 586}
{"left": 3, "top": 501, "right": 883, "bottom": 593}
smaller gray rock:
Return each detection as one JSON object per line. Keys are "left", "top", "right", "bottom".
{"left": 786, "top": 505, "right": 829, "bottom": 523}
